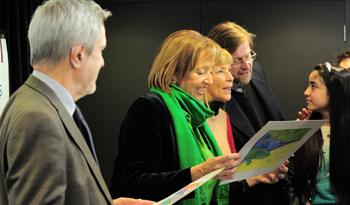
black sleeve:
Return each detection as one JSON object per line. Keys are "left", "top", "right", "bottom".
{"left": 230, "top": 157, "right": 299, "bottom": 205}
{"left": 110, "top": 94, "right": 192, "bottom": 201}
{"left": 230, "top": 180, "right": 257, "bottom": 204}
{"left": 273, "top": 156, "right": 299, "bottom": 205}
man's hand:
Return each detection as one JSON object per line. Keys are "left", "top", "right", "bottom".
{"left": 246, "top": 159, "right": 289, "bottom": 187}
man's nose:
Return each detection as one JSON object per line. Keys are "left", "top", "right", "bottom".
{"left": 241, "top": 61, "right": 250, "bottom": 69}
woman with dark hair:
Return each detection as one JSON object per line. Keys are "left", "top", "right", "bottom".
{"left": 294, "top": 63, "right": 350, "bottom": 205}
{"left": 109, "top": 30, "right": 242, "bottom": 204}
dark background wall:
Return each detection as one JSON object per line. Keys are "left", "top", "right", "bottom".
{"left": 2, "top": 0, "right": 349, "bottom": 190}
{"left": 79, "top": 0, "right": 350, "bottom": 188}
{"left": 79, "top": 0, "right": 349, "bottom": 188}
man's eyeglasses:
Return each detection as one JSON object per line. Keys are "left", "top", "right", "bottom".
{"left": 232, "top": 50, "right": 257, "bottom": 67}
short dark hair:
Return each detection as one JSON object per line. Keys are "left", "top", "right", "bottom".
{"left": 334, "top": 49, "right": 350, "bottom": 65}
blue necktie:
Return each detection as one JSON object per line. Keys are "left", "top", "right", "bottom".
{"left": 73, "top": 106, "right": 100, "bottom": 169}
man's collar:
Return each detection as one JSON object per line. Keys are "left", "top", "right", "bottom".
{"left": 32, "top": 70, "right": 76, "bottom": 116}
{"left": 232, "top": 82, "right": 247, "bottom": 93}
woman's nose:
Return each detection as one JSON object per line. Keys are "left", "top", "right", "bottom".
{"left": 204, "top": 72, "right": 213, "bottom": 85}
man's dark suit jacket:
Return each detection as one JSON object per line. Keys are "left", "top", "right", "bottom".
{"left": 226, "top": 62, "right": 298, "bottom": 205}
{"left": 226, "top": 61, "right": 285, "bottom": 152}
{"left": 0, "top": 75, "right": 113, "bottom": 205}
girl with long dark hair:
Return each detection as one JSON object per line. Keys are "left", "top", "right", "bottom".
{"left": 294, "top": 63, "right": 350, "bottom": 205}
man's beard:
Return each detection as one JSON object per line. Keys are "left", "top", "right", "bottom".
{"left": 234, "top": 68, "right": 252, "bottom": 85}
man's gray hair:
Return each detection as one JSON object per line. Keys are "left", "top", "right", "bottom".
{"left": 28, "top": 0, "right": 112, "bottom": 67}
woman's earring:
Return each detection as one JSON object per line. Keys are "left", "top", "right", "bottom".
{"left": 172, "top": 75, "right": 177, "bottom": 84}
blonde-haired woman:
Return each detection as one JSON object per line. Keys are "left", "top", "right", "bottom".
{"left": 110, "top": 30, "right": 242, "bottom": 205}
{"left": 205, "top": 49, "right": 296, "bottom": 204}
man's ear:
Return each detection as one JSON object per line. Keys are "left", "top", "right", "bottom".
{"left": 70, "top": 44, "right": 85, "bottom": 69}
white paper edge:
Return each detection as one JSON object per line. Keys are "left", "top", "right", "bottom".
{"left": 154, "top": 167, "right": 225, "bottom": 205}
{"left": 220, "top": 120, "right": 327, "bottom": 185}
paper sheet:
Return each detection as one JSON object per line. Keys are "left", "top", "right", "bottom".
{"left": 154, "top": 167, "right": 224, "bottom": 205}
{"left": 220, "top": 120, "right": 327, "bottom": 185}
{"left": 0, "top": 35, "right": 9, "bottom": 116}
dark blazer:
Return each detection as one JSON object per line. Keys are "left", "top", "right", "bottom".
{"left": 110, "top": 92, "right": 192, "bottom": 202}
{"left": 226, "top": 62, "right": 298, "bottom": 205}
{"left": 0, "top": 75, "right": 113, "bottom": 205}
{"left": 226, "top": 61, "right": 285, "bottom": 152}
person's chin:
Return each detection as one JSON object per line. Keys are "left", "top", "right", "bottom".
{"left": 86, "top": 84, "right": 97, "bottom": 95}
{"left": 195, "top": 95, "right": 203, "bottom": 101}
{"left": 306, "top": 105, "right": 314, "bottom": 112}
{"left": 235, "top": 77, "right": 251, "bottom": 85}
{"left": 242, "top": 76, "right": 252, "bottom": 84}
{"left": 223, "top": 96, "right": 231, "bottom": 102}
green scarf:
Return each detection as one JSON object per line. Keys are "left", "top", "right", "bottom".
{"left": 151, "top": 84, "right": 230, "bottom": 205}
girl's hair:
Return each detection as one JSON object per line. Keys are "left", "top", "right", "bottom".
{"left": 294, "top": 63, "right": 350, "bottom": 204}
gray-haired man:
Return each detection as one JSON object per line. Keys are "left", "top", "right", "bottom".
{"left": 0, "top": 0, "right": 153, "bottom": 204}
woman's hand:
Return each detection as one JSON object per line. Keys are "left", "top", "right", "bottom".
{"left": 296, "top": 108, "right": 312, "bottom": 121}
{"left": 113, "top": 198, "right": 155, "bottom": 205}
{"left": 245, "top": 159, "right": 289, "bottom": 187}
{"left": 191, "top": 153, "right": 242, "bottom": 181}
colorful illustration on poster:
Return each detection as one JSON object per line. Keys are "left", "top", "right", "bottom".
{"left": 238, "top": 128, "right": 311, "bottom": 172}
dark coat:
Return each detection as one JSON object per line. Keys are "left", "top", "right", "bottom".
{"left": 110, "top": 93, "right": 193, "bottom": 202}
{"left": 226, "top": 61, "right": 285, "bottom": 152}
{"left": 226, "top": 62, "right": 298, "bottom": 205}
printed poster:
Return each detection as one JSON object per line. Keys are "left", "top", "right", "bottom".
{"left": 154, "top": 168, "right": 224, "bottom": 205}
{"left": 0, "top": 32, "right": 9, "bottom": 116}
{"left": 220, "top": 120, "right": 327, "bottom": 185}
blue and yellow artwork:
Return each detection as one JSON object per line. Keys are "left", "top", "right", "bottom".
{"left": 238, "top": 128, "right": 311, "bottom": 172}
